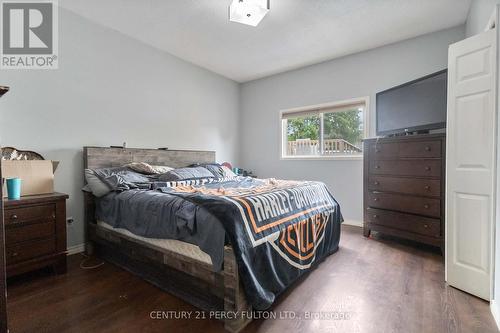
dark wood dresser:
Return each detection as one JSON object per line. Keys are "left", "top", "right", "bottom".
{"left": 4, "top": 193, "right": 68, "bottom": 277}
{"left": 363, "top": 134, "right": 445, "bottom": 250}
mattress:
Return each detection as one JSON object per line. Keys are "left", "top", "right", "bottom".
{"left": 97, "top": 220, "right": 212, "bottom": 266}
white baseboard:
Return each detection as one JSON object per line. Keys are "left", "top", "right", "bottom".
{"left": 67, "top": 243, "right": 85, "bottom": 255}
{"left": 343, "top": 219, "right": 362, "bottom": 227}
{"left": 491, "top": 300, "right": 500, "bottom": 331}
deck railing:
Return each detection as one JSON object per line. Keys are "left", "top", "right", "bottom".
{"left": 287, "top": 139, "right": 362, "bottom": 156}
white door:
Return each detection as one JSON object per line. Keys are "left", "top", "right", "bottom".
{"left": 446, "top": 28, "right": 497, "bottom": 300}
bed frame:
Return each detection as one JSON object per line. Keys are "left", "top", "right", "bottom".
{"left": 83, "top": 147, "right": 252, "bottom": 333}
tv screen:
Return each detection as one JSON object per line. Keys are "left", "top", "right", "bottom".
{"left": 376, "top": 69, "right": 447, "bottom": 136}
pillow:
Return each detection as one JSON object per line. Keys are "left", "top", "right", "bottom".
{"left": 159, "top": 166, "right": 215, "bottom": 182}
{"left": 126, "top": 162, "right": 174, "bottom": 175}
{"left": 84, "top": 169, "right": 112, "bottom": 197}
{"left": 150, "top": 165, "right": 174, "bottom": 174}
{"left": 92, "top": 167, "right": 151, "bottom": 191}
{"left": 191, "top": 163, "right": 237, "bottom": 179}
{"left": 198, "top": 164, "right": 225, "bottom": 178}
{"left": 220, "top": 165, "right": 237, "bottom": 178}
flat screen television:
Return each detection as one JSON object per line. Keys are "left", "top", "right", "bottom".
{"left": 376, "top": 69, "right": 447, "bottom": 136}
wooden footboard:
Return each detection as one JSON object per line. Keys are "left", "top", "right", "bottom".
{"left": 223, "top": 247, "right": 252, "bottom": 332}
{"left": 84, "top": 192, "right": 252, "bottom": 332}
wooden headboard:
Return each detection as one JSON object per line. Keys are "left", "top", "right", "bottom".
{"left": 83, "top": 147, "right": 216, "bottom": 169}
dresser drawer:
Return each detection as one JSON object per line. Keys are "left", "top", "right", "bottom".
{"left": 365, "top": 208, "right": 440, "bottom": 237}
{"left": 5, "top": 220, "right": 55, "bottom": 244}
{"left": 369, "top": 159, "right": 441, "bottom": 178}
{"left": 6, "top": 238, "right": 56, "bottom": 265}
{"left": 398, "top": 140, "right": 442, "bottom": 158}
{"left": 367, "top": 191, "right": 441, "bottom": 218}
{"left": 4, "top": 204, "right": 56, "bottom": 226}
{"left": 368, "top": 176, "right": 441, "bottom": 197}
{"left": 370, "top": 140, "right": 441, "bottom": 159}
{"left": 369, "top": 142, "right": 398, "bottom": 158}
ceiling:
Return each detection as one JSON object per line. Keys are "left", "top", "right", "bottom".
{"left": 60, "top": 0, "right": 472, "bottom": 82}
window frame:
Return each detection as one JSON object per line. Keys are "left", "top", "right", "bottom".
{"left": 279, "top": 96, "right": 370, "bottom": 160}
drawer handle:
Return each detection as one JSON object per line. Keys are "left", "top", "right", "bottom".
{"left": 425, "top": 146, "right": 431, "bottom": 151}
{"left": 424, "top": 186, "right": 431, "bottom": 191}
{"left": 12, "top": 252, "right": 18, "bottom": 257}
{"left": 423, "top": 224, "right": 429, "bottom": 228}
{"left": 374, "top": 181, "right": 380, "bottom": 185}
{"left": 373, "top": 214, "right": 378, "bottom": 219}
{"left": 424, "top": 204, "right": 430, "bottom": 209}
{"left": 425, "top": 166, "right": 431, "bottom": 171}
{"left": 373, "top": 198, "right": 379, "bottom": 202}
{"left": 375, "top": 165, "right": 380, "bottom": 169}
{"left": 10, "top": 214, "right": 18, "bottom": 220}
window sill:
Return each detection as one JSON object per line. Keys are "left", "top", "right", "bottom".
{"left": 280, "top": 155, "right": 363, "bottom": 161}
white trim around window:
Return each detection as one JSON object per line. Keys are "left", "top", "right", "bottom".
{"left": 279, "top": 96, "right": 370, "bottom": 160}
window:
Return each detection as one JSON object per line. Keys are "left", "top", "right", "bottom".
{"left": 281, "top": 98, "right": 368, "bottom": 159}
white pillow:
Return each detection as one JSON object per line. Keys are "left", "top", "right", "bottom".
{"left": 126, "top": 162, "right": 173, "bottom": 175}
{"left": 221, "top": 165, "right": 237, "bottom": 178}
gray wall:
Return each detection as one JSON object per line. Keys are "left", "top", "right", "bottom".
{"left": 239, "top": 26, "right": 465, "bottom": 225}
{"left": 0, "top": 9, "right": 240, "bottom": 248}
{"left": 466, "top": 0, "right": 499, "bottom": 37}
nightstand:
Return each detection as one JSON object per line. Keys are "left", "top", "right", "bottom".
{"left": 4, "top": 192, "right": 68, "bottom": 277}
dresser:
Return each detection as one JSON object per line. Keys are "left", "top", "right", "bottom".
{"left": 4, "top": 193, "right": 68, "bottom": 277}
{"left": 363, "top": 134, "right": 445, "bottom": 250}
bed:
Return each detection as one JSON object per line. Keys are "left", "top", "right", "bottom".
{"left": 83, "top": 146, "right": 342, "bottom": 332}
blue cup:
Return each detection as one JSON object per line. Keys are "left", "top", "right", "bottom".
{"left": 6, "top": 178, "right": 22, "bottom": 200}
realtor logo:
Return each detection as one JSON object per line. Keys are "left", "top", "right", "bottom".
{"left": 1, "top": 0, "right": 58, "bottom": 69}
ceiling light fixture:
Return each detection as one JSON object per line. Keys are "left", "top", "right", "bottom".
{"left": 229, "top": 0, "right": 270, "bottom": 27}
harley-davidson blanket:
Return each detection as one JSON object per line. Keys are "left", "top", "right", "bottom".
{"left": 157, "top": 177, "right": 343, "bottom": 310}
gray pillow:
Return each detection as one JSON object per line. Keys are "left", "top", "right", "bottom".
{"left": 200, "top": 164, "right": 226, "bottom": 178}
{"left": 84, "top": 169, "right": 112, "bottom": 197}
{"left": 159, "top": 166, "right": 215, "bottom": 182}
{"left": 191, "top": 163, "right": 237, "bottom": 179}
{"left": 92, "top": 167, "right": 151, "bottom": 191}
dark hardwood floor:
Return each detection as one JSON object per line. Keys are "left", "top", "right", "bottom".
{"left": 6, "top": 225, "right": 498, "bottom": 333}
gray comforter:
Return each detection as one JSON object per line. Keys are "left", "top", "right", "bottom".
{"left": 95, "top": 188, "right": 226, "bottom": 270}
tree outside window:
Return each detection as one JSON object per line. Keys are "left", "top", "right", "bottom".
{"left": 282, "top": 100, "right": 366, "bottom": 158}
